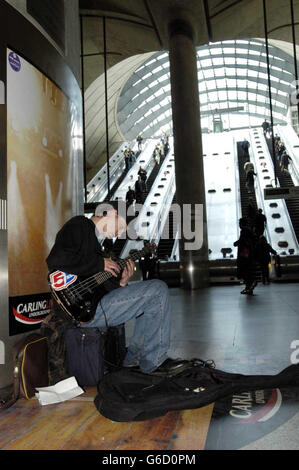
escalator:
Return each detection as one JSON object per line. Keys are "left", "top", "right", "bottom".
{"left": 157, "top": 193, "right": 177, "bottom": 259}
{"left": 142, "top": 149, "right": 168, "bottom": 202}
{"left": 110, "top": 150, "right": 141, "bottom": 198}
{"left": 237, "top": 142, "right": 259, "bottom": 219}
{"left": 237, "top": 141, "right": 261, "bottom": 282}
{"left": 110, "top": 150, "right": 169, "bottom": 257}
{"left": 265, "top": 137, "right": 299, "bottom": 247}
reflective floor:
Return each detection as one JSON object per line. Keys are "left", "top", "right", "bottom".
{"left": 166, "top": 282, "right": 299, "bottom": 450}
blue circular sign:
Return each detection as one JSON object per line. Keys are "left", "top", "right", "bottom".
{"left": 8, "top": 52, "right": 21, "bottom": 72}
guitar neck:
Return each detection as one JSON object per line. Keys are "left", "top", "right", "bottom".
{"left": 117, "top": 251, "right": 141, "bottom": 269}
{"left": 94, "top": 248, "right": 148, "bottom": 286}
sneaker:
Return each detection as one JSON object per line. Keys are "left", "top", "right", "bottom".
{"left": 146, "top": 358, "right": 192, "bottom": 377}
{"left": 123, "top": 363, "right": 139, "bottom": 370}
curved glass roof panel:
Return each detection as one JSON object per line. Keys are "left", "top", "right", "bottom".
{"left": 117, "top": 39, "right": 296, "bottom": 139}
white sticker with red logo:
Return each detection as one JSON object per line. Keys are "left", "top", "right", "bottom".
{"left": 49, "top": 270, "right": 77, "bottom": 291}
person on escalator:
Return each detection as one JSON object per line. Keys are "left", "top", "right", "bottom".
{"left": 241, "top": 138, "right": 250, "bottom": 159}
{"left": 245, "top": 168, "right": 257, "bottom": 194}
{"left": 139, "top": 240, "right": 157, "bottom": 281}
{"left": 280, "top": 152, "right": 292, "bottom": 173}
{"left": 276, "top": 141, "right": 286, "bottom": 163}
{"left": 135, "top": 175, "right": 146, "bottom": 204}
{"left": 126, "top": 186, "right": 136, "bottom": 207}
{"left": 244, "top": 161, "right": 254, "bottom": 174}
{"left": 138, "top": 166, "right": 147, "bottom": 183}
{"left": 129, "top": 149, "right": 136, "bottom": 168}
{"left": 123, "top": 148, "right": 130, "bottom": 171}
{"left": 262, "top": 120, "right": 271, "bottom": 137}
{"left": 254, "top": 209, "right": 267, "bottom": 237}
{"left": 136, "top": 134, "right": 143, "bottom": 151}
{"left": 246, "top": 197, "right": 257, "bottom": 230}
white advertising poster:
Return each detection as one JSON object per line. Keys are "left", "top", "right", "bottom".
{"left": 7, "top": 49, "right": 77, "bottom": 334}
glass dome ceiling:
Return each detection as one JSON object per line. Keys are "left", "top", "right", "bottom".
{"left": 117, "top": 39, "right": 296, "bottom": 140}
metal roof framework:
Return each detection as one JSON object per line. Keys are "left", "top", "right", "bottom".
{"left": 117, "top": 39, "right": 297, "bottom": 139}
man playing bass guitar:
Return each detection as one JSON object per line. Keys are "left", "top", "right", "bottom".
{"left": 46, "top": 201, "right": 188, "bottom": 376}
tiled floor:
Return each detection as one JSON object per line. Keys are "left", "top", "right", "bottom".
{"left": 1, "top": 282, "right": 299, "bottom": 450}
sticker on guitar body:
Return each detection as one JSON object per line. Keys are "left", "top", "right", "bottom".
{"left": 49, "top": 270, "right": 78, "bottom": 291}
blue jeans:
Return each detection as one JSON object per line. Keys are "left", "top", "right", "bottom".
{"left": 81, "top": 279, "right": 171, "bottom": 373}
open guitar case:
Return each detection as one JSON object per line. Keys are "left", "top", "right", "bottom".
{"left": 94, "top": 359, "right": 299, "bottom": 422}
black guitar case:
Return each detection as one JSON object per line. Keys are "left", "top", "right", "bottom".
{"left": 94, "top": 359, "right": 299, "bottom": 422}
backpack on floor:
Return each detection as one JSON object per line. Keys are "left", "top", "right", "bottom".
{"left": 94, "top": 359, "right": 299, "bottom": 422}
{"left": 0, "top": 333, "right": 49, "bottom": 410}
{"left": 64, "top": 324, "right": 126, "bottom": 387}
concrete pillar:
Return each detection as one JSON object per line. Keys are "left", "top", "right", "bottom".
{"left": 168, "top": 19, "right": 209, "bottom": 289}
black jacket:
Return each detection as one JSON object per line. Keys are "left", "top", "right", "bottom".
{"left": 135, "top": 179, "right": 146, "bottom": 194}
{"left": 234, "top": 227, "right": 256, "bottom": 262}
{"left": 126, "top": 189, "right": 135, "bottom": 202}
{"left": 47, "top": 216, "right": 106, "bottom": 276}
{"left": 46, "top": 215, "right": 120, "bottom": 291}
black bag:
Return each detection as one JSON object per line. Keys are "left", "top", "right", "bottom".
{"left": 104, "top": 324, "right": 127, "bottom": 369}
{"left": 94, "top": 359, "right": 299, "bottom": 422}
{"left": 65, "top": 324, "right": 126, "bottom": 387}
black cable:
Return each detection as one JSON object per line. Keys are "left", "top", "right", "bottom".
{"left": 80, "top": 15, "right": 87, "bottom": 203}
{"left": 103, "top": 17, "right": 111, "bottom": 199}
{"left": 290, "top": 0, "right": 299, "bottom": 133}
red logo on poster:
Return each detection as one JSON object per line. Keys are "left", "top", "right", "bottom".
{"left": 12, "top": 308, "right": 44, "bottom": 325}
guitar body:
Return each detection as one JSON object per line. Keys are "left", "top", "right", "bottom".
{"left": 48, "top": 244, "right": 156, "bottom": 322}
{"left": 48, "top": 270, "right": 105, "bottom": 322}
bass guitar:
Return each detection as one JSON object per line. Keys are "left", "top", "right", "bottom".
{"left": 48, "top": 244, "right": 155, "bottom": 323}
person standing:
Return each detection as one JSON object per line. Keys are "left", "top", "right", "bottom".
{"left": 262, "top": 119, "right": 270, "bottom": 137}
{"left": 244, "top": 161, "right": 256, "bottom": 195}
{"left": 135, "top": 175, "right": 146, "bottom": 204}
{"left": 280, "top": 152, "right": 292, "bottom": 173}
{"left": 128, "top": 149, "right": 136, "bottom": 168}
{"left": 138, "top": 166, "right": 147, "bottom": 185}
{"left": 126, "top": 186, "right": 135, "bottom": 207}
{"left": 136, "top": 134, "right": 143, "bottom": 151}
{"left": 139, "top": 240, "right": 157, "bottom": 280}
{"left": 234, "top": 218, "right": 257, "bottom": 295}
{"left": 123, "top": 148, "right": 129, "bottom": 172}
{"left": 255, "top": 236, "right": 277, "bottom": 284}
{"left": 247, "top": 197, "right": 257, "bottom": 231}
{"left": 254, "top": 209, "right": 267, "bottom": 237}
{"left": 276, "top": 141, "right": 285, "bottom": 164}
{"left": 246, "top": 168, "right": 257, "bottom": 194}
{"left": 241, "top": 138, "right": 250, "bottom": 159}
